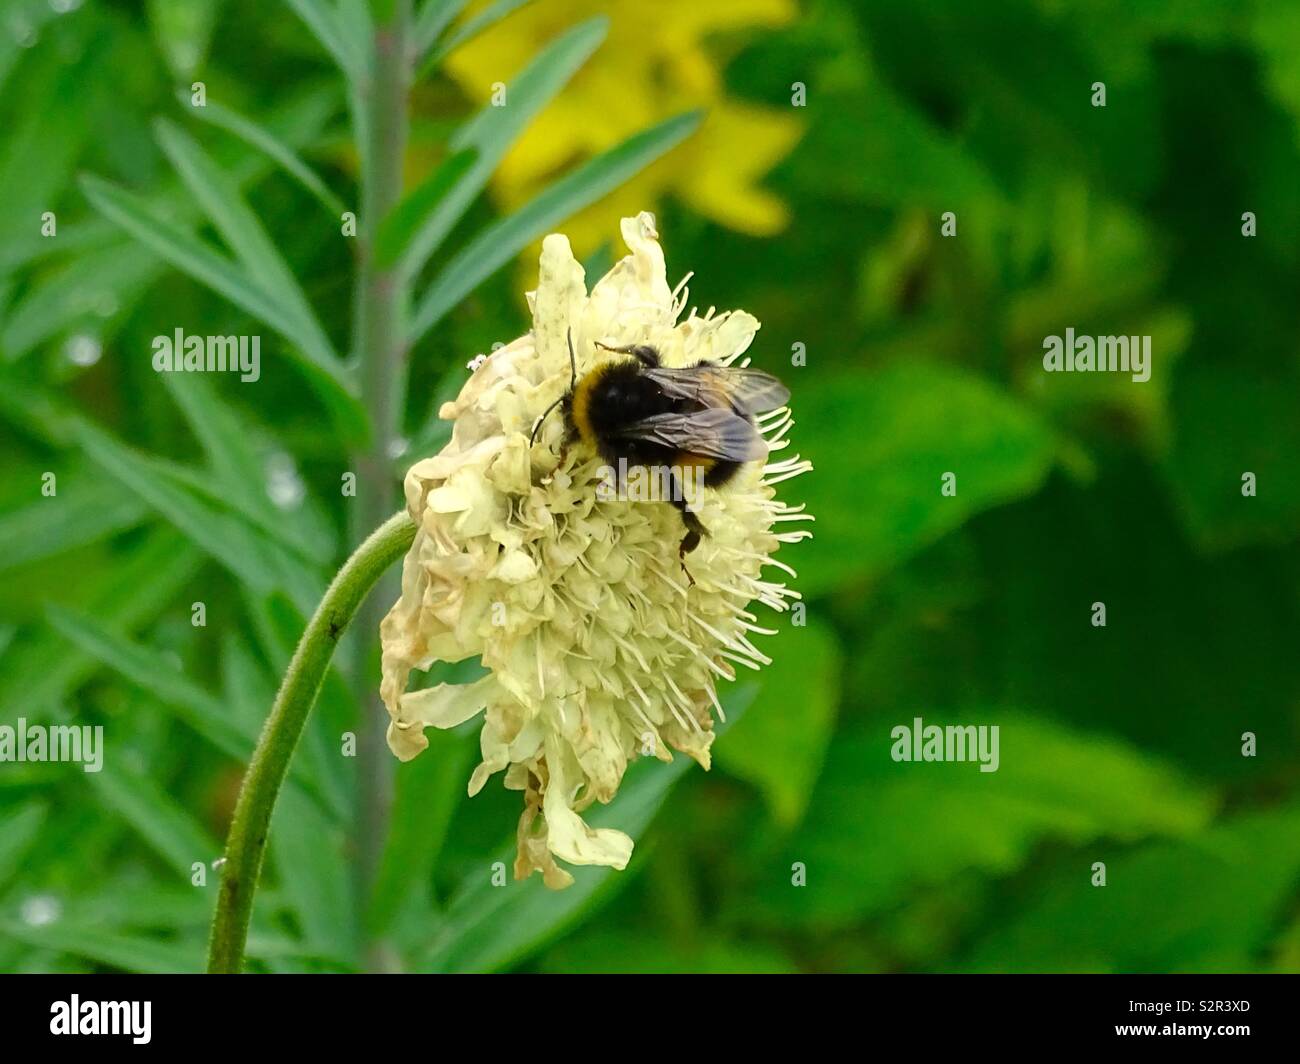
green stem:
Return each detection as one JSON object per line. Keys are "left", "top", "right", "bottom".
{"left": 207, "top": 510, "right": 416, "bottom": 974}
{"left": 349, "top": 0, "right": 413, "bottom": 961}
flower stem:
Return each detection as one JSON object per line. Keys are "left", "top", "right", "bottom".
{"left": 207, "top": 510, "right": 416, "bottom": 974}
{"left": 349, "top": 1, "right": 413, "bottom": 956}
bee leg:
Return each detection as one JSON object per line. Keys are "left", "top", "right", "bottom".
{"left": 667, "top": 472, "right": 707, "bottom": 584}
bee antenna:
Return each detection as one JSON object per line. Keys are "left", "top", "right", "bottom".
{"left": 529, "top": 395, "right": 564, "bottom": 447}
{"left": 529, "top": 329, "right": 579, "bottom": 449}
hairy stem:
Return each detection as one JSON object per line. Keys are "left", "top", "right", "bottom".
{"left": 207, "top": 511, "right": 416, "bottom": 974}
{"left": 349, "top": 0, "right": 413, "bottom": 962}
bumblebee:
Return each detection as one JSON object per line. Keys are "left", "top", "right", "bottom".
{"left": 531, "top": 331, "right": 790, "bottom": 560}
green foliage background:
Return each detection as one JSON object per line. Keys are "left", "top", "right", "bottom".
{"left": 2, "top": 0, "right": 1299, "bottom": 974}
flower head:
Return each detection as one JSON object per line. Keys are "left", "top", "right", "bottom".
{"left": 380, "top": 212, "right": 812, "bottom": 888}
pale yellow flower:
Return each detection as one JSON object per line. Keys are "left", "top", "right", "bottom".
{"left": 380, "top": 212, "right": 812, "bottom": 888}
{"left": 440, "top": 0, "right": 803, "bottom": 251}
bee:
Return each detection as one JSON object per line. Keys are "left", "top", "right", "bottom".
{"left": 531, "top": 330, "right": 790, "bottom": 563}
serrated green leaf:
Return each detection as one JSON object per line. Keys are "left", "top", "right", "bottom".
{"left": 410, "top": 109, "right": 701, "bottom": 342}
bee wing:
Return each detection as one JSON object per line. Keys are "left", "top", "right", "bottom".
{"left": 615, "top": 406, "right": 769, "bottom": 462}
{"left": 643, "top": 365, "right": 790, "bottom": 415}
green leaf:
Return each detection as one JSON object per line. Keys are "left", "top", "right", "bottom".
{"left": 0, "top": 477, "right": 148, "bottom": 575}
{"left": 47, "top": 606, "right": 252, "bottom": 763}
{"left": 77, "top": 174, "right": 364, "bottom": 438}
{"left": 176, "top": 93, "right": 345, "bottom": 217}
{"left": 789, "top": 363, "right": 1058, "bottom": 596}
{"left": 369, "top": 724, "right": 477, "bottom": 937}
{"left": 47, "top": 606, "right": 353, "bottom": 843}
{"left": 69, "top": 417, "right": 324, "bottom": 612}
{"left": 404, "top": 16, "right": 608, "bottom": 277}
{"left": 160, "top": 373, "right": 336, "bottom": 565}
{"left": 747, "top": 713, "right": 1214, "bottom": 930}
{"left": 541, "top": 929, "right": 797, "bottom": 974}
{"left": 268, "top": 785, "right": 355, "bottom": 967}
{"left": 714, "top": 619, "right": 842, "bottom": 827}
{"left": 153, "top": 118, "right": 337, "bottom": 362}
{"left": 0, "top": 920, "right": 202, "bottom": 974}
{"left": 414, "top": 0, "right": 471, "bottom": 57}
{"left": 88, "top": 759, "right": 220, "bottom": 879}
{"left": 410, "top": 109, "right": 701, "bottom": 342}
{"left": 420, "top": 0, "right": 535, "bottom": 70}
{"left": 0, "top": 242, "right": 159, "bottom": 361}
{"left": 146, "top": 0, "right": 218, "bottom": 79}
{"left": 0, "top": 801, "right": 48, "bottom": 891}
{"left": 961, "top": 804, "right": 1300, "bottom": 973}
{"left": 0, "top": 530, "right": 203, "bottom": 722}
{"left": 1162, "top": 362, "right": 1300, "bottom": 550}
{"left": 285, "top": 0, "right": 359, "bottom": 78}
{"left": 375, "top": 147, "right": 476, "bottom": 270}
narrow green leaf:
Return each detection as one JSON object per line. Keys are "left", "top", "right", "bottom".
{"left": 269, "top": 785, "right": 355, "bottom": 967}
{"left": 0, "top": 921, "right": 202, "bottom": 975}
{"left": 0, "top": 478, "right": 148, "bottom": 574}
{"left": 160, "top": 375, "right": 337, "bottom": 565}
{"left": 0, "top": 242, "right": 158, "bottom": 361}
{"left": 88, "top": 760, "right": 220, "bottom": 878}
{"left": 405, "top": 16, "right": 608, "bottom": 277}
{"left": 414, "top": 0, "right": 470, "bottom": 57}
{"left": 77, "top": 175, "right": 364, "bottom": 436}
{"left": 421, "top": 0, "right": 535, "bottom": 71}
{"left": 375, "top": 147, "right": 477, "bottom": 270}
{"left": 410, "top": 110, "right": 701, "bottom": 343}
{"left": 369, "top": 725, "right": 476, "bottom": 936}
{"left": 153, "top": 118, "right": 336, "bottom": 359}
{"left": 70, "top": 417, "right": 324, "bottom": 611}
{"left": 0, "top": 530, "right": 203, "bottom": 722}
{"left": 47, "top": 605, "right": 252, "bottom": 762}
{"left": 285, "top": 0, "right": 358, "bottom": 78}
{"left": 0, "top": 802, "right": 48, "bottom": 890}
{"left": 177, "top": 93, "right": 345, "bottom": 216}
